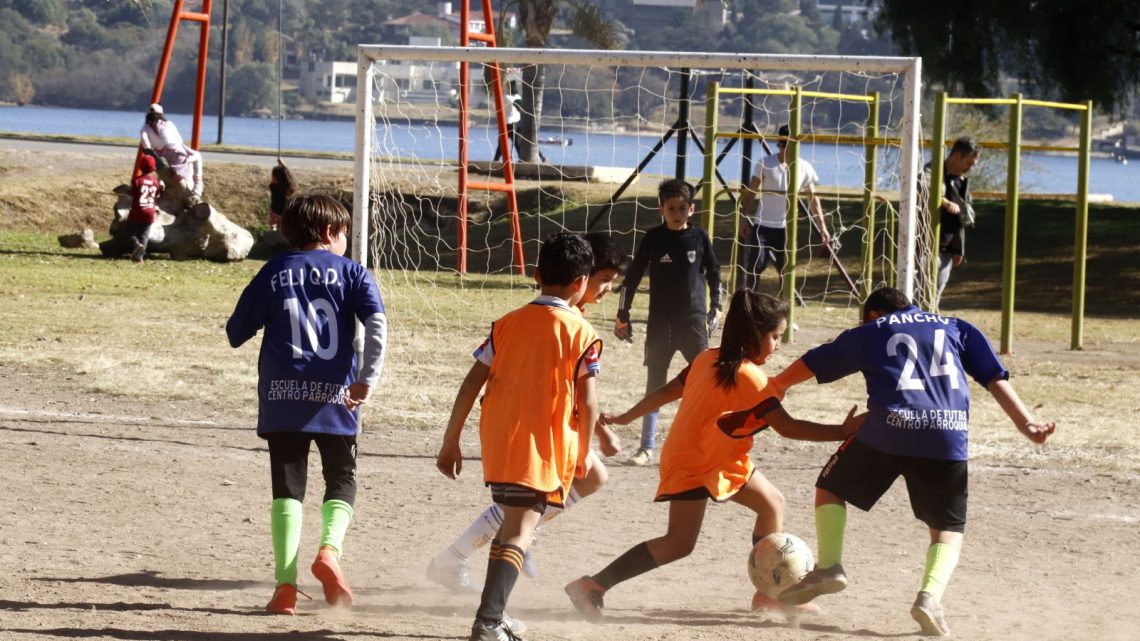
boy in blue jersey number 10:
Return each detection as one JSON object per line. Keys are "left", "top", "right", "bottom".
{"left": 772, "top": 286, "right": 1054, "bottom": 637}
{"left": 226, "top": 194, "right": 387, "bottom": 615}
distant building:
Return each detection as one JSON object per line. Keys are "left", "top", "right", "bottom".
{"left": 301, "top": 3, "right": 529, "bottom": 106}
{"left": 299, "top": 61, "right": 358, "bottom": 104}
{"left": 817, "top": 2, "right": 878, "bottom": 26}
{"left": 382, "top": 2, "right": 517, "bottom": 45}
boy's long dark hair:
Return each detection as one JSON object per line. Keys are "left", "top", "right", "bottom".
{"left": 715, "top": 289, "right": 788, "bottom": 390}
{"left": 280, "top": 193, "right": 350, "bottom": 249}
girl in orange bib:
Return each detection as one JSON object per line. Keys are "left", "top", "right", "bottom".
{"left": 565, "top": 289, "right": 864, "bottom": 619}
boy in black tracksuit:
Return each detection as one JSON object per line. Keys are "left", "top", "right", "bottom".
{"left": 614, "top": 179, "right": 722, "bottom": 466}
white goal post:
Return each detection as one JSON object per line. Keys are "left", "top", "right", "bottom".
{"left": 352, "top": 45, "right": 922, "bottom": 299}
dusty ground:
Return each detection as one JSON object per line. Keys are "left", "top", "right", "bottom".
{"left": 1, "top": 141, "right": 1138, "bottom": 641}
{"left": 1, "top": 337, "right": 1137, "bottom": 641}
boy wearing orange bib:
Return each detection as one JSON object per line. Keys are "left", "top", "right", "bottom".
{"left": 437, "top": 233, "right": 603, "bottom": 641}
{"left": 427, "top": 233, "right": 625, "bottom": 592}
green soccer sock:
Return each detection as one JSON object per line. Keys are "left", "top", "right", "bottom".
{"left": 919, "top": 542, "right": 960, "bottom": 602}
{"left": 271, "top": 498, "right": 303, "bottom": 585}
{"left": 319, "top": 499, "right": 354, "bottom": 557}
{"left": 815, "top": 503, "right": 847, "bottom": 569}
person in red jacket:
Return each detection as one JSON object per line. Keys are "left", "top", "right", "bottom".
{"left": 127, "top": 155, "right": 164, "bottom": 263}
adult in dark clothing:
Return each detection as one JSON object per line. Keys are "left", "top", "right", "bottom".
{"left": 927, "top": 137, "right": 980, "bottom": 307}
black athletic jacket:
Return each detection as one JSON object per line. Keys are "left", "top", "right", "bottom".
{"left": 617, "top": 224, "right": 721, "bottom": 325}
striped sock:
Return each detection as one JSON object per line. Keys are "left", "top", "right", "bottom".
{"left": 475, "top": 539, "right": 524, "bottom": 622}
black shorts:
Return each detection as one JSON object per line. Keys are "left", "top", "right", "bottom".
{"left": 489, "top": 483, "right": 552, "bottom": 512}
{"left": 266, "top": 432, "right": 357, "bottom": 505}
{"left": 655, "top": 486, "right": 712, "bottom": 502}
{"left": 816, "top": 437, "right": 968, "bottom": 533}
{"left": 644, "top": 315, "right": 708, "bottom": 371}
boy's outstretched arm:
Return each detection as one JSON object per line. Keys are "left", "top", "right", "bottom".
{"left": 986, "top": 377, "right": 1055, "bottom": 444}
{"left": 765, "top": 405, "right": 865, "bottom": 441}
{"left": 771, "top": 357, "right": 816, "bottom": 397}
{"left": 601, "top": 375, "right": 684, "bottom": 426}
{"left": 436, "top": 361, "right": 490, "bottom": 479}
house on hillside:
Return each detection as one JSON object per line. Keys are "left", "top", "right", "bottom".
{"left": 382, "top": 2, "right": 518, "bottom": 45}
{"left": 299, "top": 61, "right": 357, "bottom": 104}
{"left": 602, "top": 0, "right": 726, "bottom": 35}
{"left": 817, "top": 2, "right": 878, "bottom": 26}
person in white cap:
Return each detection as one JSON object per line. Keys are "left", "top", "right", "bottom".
{"left": 140, "top": 103, "right": 204, "bottom": 201}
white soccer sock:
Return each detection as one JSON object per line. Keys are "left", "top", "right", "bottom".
{"left": 537, "top": 486, "right": 581, "bottom": 528}
{"left": 447, "top": 504, "right": 504, "bottom": 562}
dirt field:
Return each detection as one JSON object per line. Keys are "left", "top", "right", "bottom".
{"left": 0, "top": 360, "right": 1136, "bottom": 641}
{"left": 1, "top": 142, "right": 1138, "bottom": 641}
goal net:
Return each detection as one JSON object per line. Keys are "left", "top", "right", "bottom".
{"left": 350, "top": 46, "right": 923, "bottom": 426}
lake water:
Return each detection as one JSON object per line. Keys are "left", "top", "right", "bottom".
{"left": 3, "top": 104, "right": 1135, "bottom": 202}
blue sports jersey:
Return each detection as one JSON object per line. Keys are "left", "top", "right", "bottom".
{"left": 227, "top": 250, "right": 385, "bottom": 437}
{"left": 802, "top": 305, "right": 1007, "bottom": 461}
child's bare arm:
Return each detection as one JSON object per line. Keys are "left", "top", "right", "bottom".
{"left": 436, "top": 361, "right": 491, "bottom": 479}
{"left": 987, "top": 377, "right": 1055, "bottom": 444}
{"left": 602, "top": 376, "right": 684, "bottom": 426}
{"left": 576, "top": 374, "right": 602, "bottom": 458}
{"left": 771, "top": 358, "right": 815, "bottom": 397}
{"left": 765, "top": 405, "right": 864, "bottom": 441}
{"left": 594, "top": 419, "right": 622, "bottom": 457}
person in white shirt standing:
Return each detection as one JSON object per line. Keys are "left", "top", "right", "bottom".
{"left": 738, "top": 125, "right": 830, "bottom": 293}
{"left": 139, "top": 103, "right": 204, "bottom": 202}
{"left": 493, "top": 83, "right": 523, "bottom": 163}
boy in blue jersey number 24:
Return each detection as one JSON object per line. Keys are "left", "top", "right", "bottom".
{"left": 772, "top": 287, "right": 1054, "bottom": 637}
{"left": 227, "top": 194, "right": 387, "bottom": 616}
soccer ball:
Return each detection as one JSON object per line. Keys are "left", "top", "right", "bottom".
{"left": 747, "top": 532, "right": 815, "bottom": 598}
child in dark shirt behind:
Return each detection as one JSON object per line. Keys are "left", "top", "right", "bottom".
{"left": 615, "top": 178, "right": 722, "bottom": 466}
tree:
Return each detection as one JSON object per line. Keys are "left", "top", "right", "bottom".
{"left": 514, "top": 0, "right": 623, "bottom": 162}
{"left": 12, "top": 0, "right": 65, "bottom": 26}
{"left": 724, "top": 0, "right": 838, "bottom": 56}
{"left": 875, "top": 0, "right": 1140, "bottom": 113}
{"left": 227, "top": 63, "right": 276, "bottom": 115}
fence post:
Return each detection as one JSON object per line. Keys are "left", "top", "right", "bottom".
{"left": 702, "top": 82, "right": 720, "bottom": 237}
{"left": 1072, "top": 101, "right": 1092, "bottom": 350}
{"left": 1000, "top": 93, "right": 1023, "bottom": 354}
{"left": 784, "top": 87, "right": 803, "bottom": 343}
{"left": 861, "top": 91, "right": 880, "bottom": 300}
{"left": 929, "top": 92, "right": 947, "bottom": 310}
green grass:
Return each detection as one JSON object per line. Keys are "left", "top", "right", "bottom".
{"left": 2, "top": 190, "right": 1138, "bottom": 472}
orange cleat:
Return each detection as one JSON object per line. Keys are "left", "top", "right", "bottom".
{"left": 311, "top": 546, "right": 354, "bottom": 607}
{"left": 752, "top": 590, "right": 820, "bottom": 615}
{"left": 266, "top": 583, "right": 298, "bottom": 615}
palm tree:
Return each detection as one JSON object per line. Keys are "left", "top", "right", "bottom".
{"left": 512, "top": 0, "right": 622, "bottom": 162}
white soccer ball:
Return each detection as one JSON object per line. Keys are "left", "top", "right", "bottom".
{"left": 747, "top": 532, "right": 815, "bottom": 598}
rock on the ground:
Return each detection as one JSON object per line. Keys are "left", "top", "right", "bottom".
{"left": 58, "top": 228, "right": 98, "bottom": 249}
{"left": 100, "top": 185, "right": 254, "bottom": 262}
